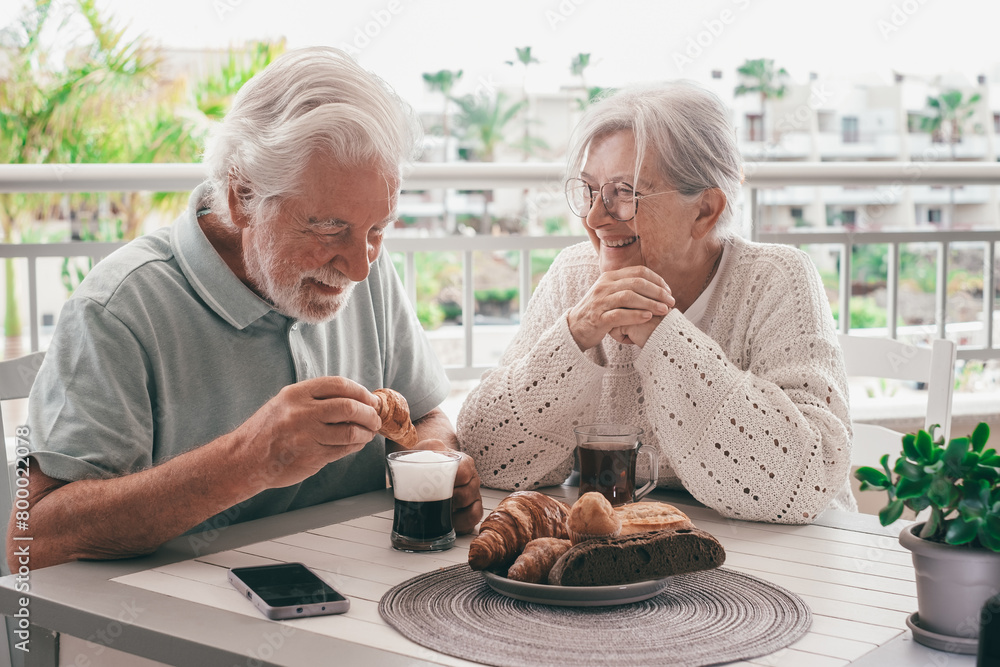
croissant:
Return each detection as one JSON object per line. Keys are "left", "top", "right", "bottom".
{"left": 374, "top": 388, "right": 418, "bottom": 449}
{"left": 468, "top": 491, "right": 572, "bottom": 570}
{"left": 507, "top": 538, "right": 572, "bottom": 583}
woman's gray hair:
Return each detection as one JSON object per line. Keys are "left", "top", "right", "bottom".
{"left": 566, "top": 81, "right": 744, "bottom": 240}
{"left": 203, "top": 46, "right": 422, "bottom": 226}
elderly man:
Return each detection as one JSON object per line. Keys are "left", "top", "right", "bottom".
{"left": 10, "top": 47, "right": 482, "bottom": 571}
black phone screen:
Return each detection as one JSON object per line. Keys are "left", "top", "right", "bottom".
{"left": 231, "top": 563, "right": 346, "bottom": 608}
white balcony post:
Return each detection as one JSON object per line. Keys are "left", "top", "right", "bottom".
{"left": 404, "top": 252, "right": 417, "bottom": 308}
{"left": 27, "top": 257, "right": 39, "bottom": 353}
{"left": 986, "top": 241, "right": 996, "bottom": 351}
{"left": 839, "top": 243, "right": 851, "bottom": 334}
{"left": 462, "top": 249, "right": 474, "bottom": 370}
{"left": 887, "top": 243, "right": 899, "bottom": 340}
{"left": 936, "top": 242, "right": 949, "bottom": 341}
{"left": 519, "top": 248, "right": 531, "bottom": 321}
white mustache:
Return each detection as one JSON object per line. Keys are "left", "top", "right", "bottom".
{"left": 303, "top": 270, "right": 352, "bottom": 288}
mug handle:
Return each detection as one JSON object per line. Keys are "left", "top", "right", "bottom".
{"left": 632, "top": 442, "right": 660, "bottom": 502}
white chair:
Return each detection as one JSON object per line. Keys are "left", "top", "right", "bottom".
{"left": 837, "top": 334, "right": 956, "bottom": 516}
{"left": 0, "top": 351, "right": 46, "bottom": 667}
{"left": 838, "top": 334, "right": 956, "bottom": 462}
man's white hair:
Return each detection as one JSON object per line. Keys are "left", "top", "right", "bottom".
{"left": 203, "top": 46, "right": 422, "bottom": 226}
{"left": 566, "top": 81, "right": 745, "bottom": 240}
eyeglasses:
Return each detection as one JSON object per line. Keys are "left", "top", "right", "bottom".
{"left": 564, "top": 178, "right": 677, "bottom": 222}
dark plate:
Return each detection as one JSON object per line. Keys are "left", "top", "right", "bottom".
{"left": 481, "top": 571, "right": 670, "bottom": 606}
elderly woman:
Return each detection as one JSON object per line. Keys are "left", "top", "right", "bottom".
{"left": 457, "top": 81, "right": 855, "bottom": 523}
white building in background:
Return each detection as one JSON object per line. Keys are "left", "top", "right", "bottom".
{"left": 402, "top": 69, "right": 1000, "bottom": 235}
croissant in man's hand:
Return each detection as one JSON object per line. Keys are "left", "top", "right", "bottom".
{"left": 373, "top": 387, "right": 418, "bottom": 449}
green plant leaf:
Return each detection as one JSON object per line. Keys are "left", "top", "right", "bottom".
{"left": 906, "top": 495, "right": 931, "bottom": 513}
{"left": 978, "top": 525, "right": 1000, "bottom": 553}
{"left": 894, "top": 459, "right": 924, "bottom": 481}
{"left": 986, "top": 514, "right": 1000, "bottom": 541}
{"left": 927, "top": 475, "right": 958, "bottom": 508}
{"left": 879, "top": 499, "right": 905, "bottom": 526}
{"left": 972, "top": 422, "right": 990, "bottom": 452}
{"left": 855, "top": 467, "right": 889, "bottom": 488}
{"left": 944, "top": 436, "right": 969, "bottom": 467}
{"left": 879, "top": 453, "right": 893, "bottom": 480}
{"left": 902, "top": 433, "right": 919, "bottom": 460}
{"left": 896, "top": 476, "right": 931, "bottom": 499}
{"left": 945, "top": 517, "right": 980, "bottom": 545}
{"left": 959, "top": 478, "right": 990, "bottom": 515}
{"left": 915, "top": 430, "right": 933, "bottom": 461}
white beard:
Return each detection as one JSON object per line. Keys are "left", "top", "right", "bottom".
{"left": 242, "top": 220, "right": 356, "bottom": 324}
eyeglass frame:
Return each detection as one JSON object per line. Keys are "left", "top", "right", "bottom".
{"left": 564, "top": 178, "right": 678, "bottom": 223}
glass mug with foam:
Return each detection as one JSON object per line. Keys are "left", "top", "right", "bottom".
{"left": 574, "top": 424, "right": 659, "bottom": 506}
{"left": 386, "top": 450, "right": 462, "bottom": 552}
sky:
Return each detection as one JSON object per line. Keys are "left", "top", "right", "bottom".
{"left": 4, "top": 0, "right": 1000, "bottom": 111}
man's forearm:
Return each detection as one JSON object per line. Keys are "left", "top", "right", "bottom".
{"left": 413, "top": 408, "right": 459, "bottom": 448}
{"left": 14, "top": 430, "right": 266, "bottom": 570}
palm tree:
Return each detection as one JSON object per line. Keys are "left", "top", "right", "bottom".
{"left": 920, "top": 90, "right": 981, "bottom": 154}
{"left": 506, "top": 47, "right": 547, "bottom": 159}
{"left": 920, "top": 89, "right": 982, "bottom": 227}
{"left": 0, "top": 0, "right": 72, "bottom": 359}
{"left": 569, "top": 53, "right": 610, "bottom": 110}
{"left": 452, "top": 92, "right": 525, "bottom": 164}
{"left": 422, "top": 69, "right": 463, "bottom": 161}
{"left": 734, "top": 58, "right": 789, "bottom": 144}
{"left": 452, "top": 91, "right": 526, "bottom": 233}
{"left": 194, "top": 40, "right": 286, "bottom": 122}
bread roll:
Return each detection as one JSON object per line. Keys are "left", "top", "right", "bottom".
{"left": 568, "top": 492, "right": 621, "bottom": 544}
{"left": 614, "top": 501, "right": 694, "bottom": 535}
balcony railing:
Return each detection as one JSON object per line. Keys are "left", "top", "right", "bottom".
{"left": 2, "top": 162, "right": 999, "bottom": 380}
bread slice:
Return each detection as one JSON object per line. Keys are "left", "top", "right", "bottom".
{"left": 547, "top": 527, "right": 726, "bottom": 586}
{"left": 614, "top": 502, "right": 694, "bottom": 535}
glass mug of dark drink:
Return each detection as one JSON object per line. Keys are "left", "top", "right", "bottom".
{"left": 386, "top": 450, "right": 462, "bottom": 552}
{"left": 574, "top": 424, "right": 659, "bottom": 506}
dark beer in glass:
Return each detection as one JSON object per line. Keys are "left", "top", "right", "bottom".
{"left": 386, "top": 450, "right": 461, "bottom": 551}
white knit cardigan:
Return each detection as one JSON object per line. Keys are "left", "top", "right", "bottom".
{"left": 457, "top": 236, "right": 857, "bottom": 523}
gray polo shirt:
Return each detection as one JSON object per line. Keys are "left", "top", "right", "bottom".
{"left": 28, "top": 184, "right": 449, "bottom": 531}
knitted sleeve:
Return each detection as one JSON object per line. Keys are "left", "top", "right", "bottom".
{"left": 634, "top": 249, "right": 851, "bottom": 523}
{"left": 457, "top": 248, "right": 606, "bottom": 490}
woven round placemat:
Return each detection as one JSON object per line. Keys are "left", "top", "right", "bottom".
{"left": 380, "top": 564, "right": 810, "bottom": 667}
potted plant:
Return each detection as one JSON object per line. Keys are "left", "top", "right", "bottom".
{"left": 854, "top": 422, "right": 1000, "bottom": 653}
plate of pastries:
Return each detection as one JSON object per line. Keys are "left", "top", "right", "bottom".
{"left": 467, "top": 491, "right": 726, "bottom": 606}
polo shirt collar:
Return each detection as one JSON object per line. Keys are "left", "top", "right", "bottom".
{"left": 171, "top": 183, "right": 274, "bottom": 330}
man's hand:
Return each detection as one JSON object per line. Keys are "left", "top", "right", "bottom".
{"left": 411, "top": 439, "right": 483, "bottom": 534}
{"left": 234, "top": 376, "right": 382, "bottom": 491}
{"left": 567, "top": 266, "right": 673, "bottom": 351}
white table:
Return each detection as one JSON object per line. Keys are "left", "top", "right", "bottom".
{"left": 0, "top": 486, "right": 979, "bottom": 666}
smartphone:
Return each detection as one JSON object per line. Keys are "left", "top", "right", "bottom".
{"left": 228, "top": 562, "right": 350, "bottom": 620}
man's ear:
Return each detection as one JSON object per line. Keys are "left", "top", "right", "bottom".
{"left": 691, "top": 188, "right": 726, "bottom": 241}
{"left": 226, "top": 174, "right": 253, "bottom": 230}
